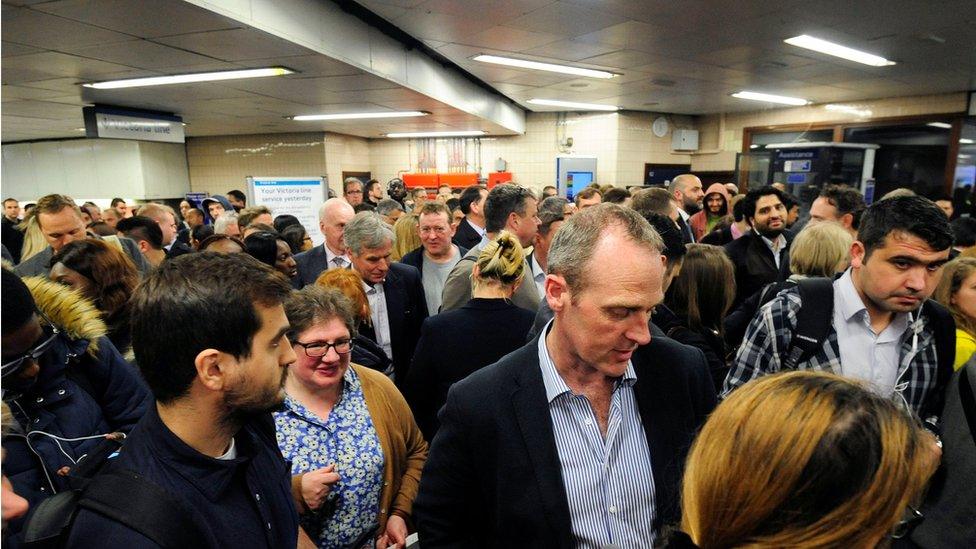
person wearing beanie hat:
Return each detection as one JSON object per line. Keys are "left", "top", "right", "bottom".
{"left": 1, "top": 268, "right": 151, "bottom": 535}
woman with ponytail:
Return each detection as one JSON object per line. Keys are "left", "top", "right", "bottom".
{"left": 403, "top": 231, "right": 535, "bottom": 440}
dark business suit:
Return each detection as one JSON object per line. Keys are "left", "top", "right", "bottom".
{"left": 414, "top": 333, "right": 717, "bottom": 547}
{"left": 166, "top": 241, "right": 194, "bottom": 260}
{"left": 404, "top": 298, "right": 534, "bottom": 440}
{"left": 724, "top": 230, "right": 793, "bottom": 310}
{"left": 452, "top": 218, "right": 483, "bottom": 250}
{"left": 293, "top": 244, "right": 331, "bottom": 289}
{"left": 357, "top": 262, "right": 428, "bottom": 387}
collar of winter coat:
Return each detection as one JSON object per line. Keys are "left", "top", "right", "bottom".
{"left": 22, "top": 276, "right": 106, "bottom": 357}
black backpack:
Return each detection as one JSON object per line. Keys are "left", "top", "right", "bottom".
{"left": 785, "top": 277, "right": 956, "bottom": 422}
{"left": 21, "top": 436, "right": 204, "bottom": 548}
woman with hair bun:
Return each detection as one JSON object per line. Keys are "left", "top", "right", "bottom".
{"left": 403, "top": 231, "right": 535, "bottom": 440}
{"left": 673, "top": 371, "right": 938, "bottom": 548}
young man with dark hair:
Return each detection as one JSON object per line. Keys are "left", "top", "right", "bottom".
{"left": 452, "top": 185, "right": 488, "bottom": 250}
{"left": 808, "top": 184, "right": 866, "bottom": 237}
{"left": 362, "top": 179, "right": 382, "bottom": 210}
{"left": 226, "top": 189, "right": 247, "bottom": 211}
{"left": 574, "top": 186, "right": 602, "bottom": 209}
{"left": 441, "top": 184, "right": 540, "bottom": 312}
{"left": 2, "top": 197, "right": 24, "bottom": 263}
{"left": 528, "top": 210, "right": 564, "bottom": 297}
{"left": 950, "top": 216, "right": 976, "bottom": 254}
{"left": 541, "top": 185, "right": 557, "bottom": 198}
{"left": 723, "top": 186, "right": 793, "bottom": 309}
{"left": 601, "top": 187, "right": 630, "bottom": 206}
{"left": 116, "top": 215, "right": 166, "bottom": 267}
{"left": 726, "top": 195, "right": 955, "bottom": 424}
{"left": 66, "top": 253, "right": 302, "bottom": 548}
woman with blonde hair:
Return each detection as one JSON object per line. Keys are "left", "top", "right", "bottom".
{"left": 315, "top": 267, "right": 393, "bottom": 376}
{"left": 391, "top": 213, "right": 421, "bottom": 262}
{"left": 933, "top": 256, "right": 976, "bottom": 369}
{"left": 675, "top": 371, "right": 937, "bottom": 548}
{"left": 725, "top": 221, "right": 853, "bottom": 348}
{"left": 403, "top": 232, "right": 535, "bottom": 440}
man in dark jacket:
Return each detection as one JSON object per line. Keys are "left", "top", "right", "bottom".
{"left": 415, "top": 205, "right": 717, "bottom": 547}
{"left": 723, "top": 186, "right": 793, "bottom": 309}
{"left": 65, "top": 253, "right": 301, "bottom": 548}
{"left": 1, "top": 269, "right": 151, "bottom": 537}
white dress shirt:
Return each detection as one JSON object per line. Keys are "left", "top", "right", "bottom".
{"left": 761, "top": 234, "right": 787, "bottom": 269}
{"left": 833, "top": 270, "right": 912, "bottom": 396}
{"left": 324, "top": 245, "right": 351, "bottom": 270}
{"left": 363, "top": 280, "right": 393, "bottom": 360}
{"left": 531, "top": 253, "right": 546, "bottom": 298}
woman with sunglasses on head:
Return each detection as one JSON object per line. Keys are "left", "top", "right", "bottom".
{"left": 0, "top": 269, "right": 150, "bottom": 538}
{"left": 276, "top": 285, "right": 426, "bottom": 549}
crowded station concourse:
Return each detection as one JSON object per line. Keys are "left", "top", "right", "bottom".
{"left": 3, "top": 1, "right": 976, "bottom": 548}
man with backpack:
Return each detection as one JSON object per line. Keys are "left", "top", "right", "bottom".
{"left": 724, "top": 195, "right": 955, "bottom": 425}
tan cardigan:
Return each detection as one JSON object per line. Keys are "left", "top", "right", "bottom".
{"left": 291, "top": 365, "right": 428, "bottom": 533}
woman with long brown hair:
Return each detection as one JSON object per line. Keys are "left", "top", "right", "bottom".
{"left": 48, "top": 238, "right": 139, "bottom": 355}
{"left": 933, "top": 256, "right": 976, "bottom": 369}
{"left": 661, "top": 243, "right": 735, "bottom": 391}
{"left": 676, "top": 371, "right": 937, "bottom": 548}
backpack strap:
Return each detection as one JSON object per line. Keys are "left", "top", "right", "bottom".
{"left": 919, "top": 300, "right": 956, "bottom": 421}
{"left": 77, "top": 469, "right": 206, "bottom": 548}
{"left": 783, "top": 278, "right": 835, "bottom": 370}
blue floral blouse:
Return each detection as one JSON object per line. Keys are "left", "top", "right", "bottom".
{"left": 275, "top": 367, "right": 385, "bottom": 549}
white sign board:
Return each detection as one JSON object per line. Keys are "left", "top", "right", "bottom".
{"left": 247, "top": 177, "right": 327, "bottom": 247}
{"left": 84, "top": 108, "right": 185, "bottom": 143}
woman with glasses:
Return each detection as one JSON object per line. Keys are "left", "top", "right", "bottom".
{"left": 672, "top": 371, "right": 937, "bottom": 548}
{"left": 276, "top": 285, "right": 426, "bottom": 549}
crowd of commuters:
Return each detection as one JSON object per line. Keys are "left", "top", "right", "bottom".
{"left": 1, "top": 174, "right": 975, "bottom": 549}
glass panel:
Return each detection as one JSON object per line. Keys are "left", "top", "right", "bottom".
{"left": 844, "top": 123, "right": 949, "bottom": 199}
{"left": 735, "top": 151, "right": 772, "bottom": 190}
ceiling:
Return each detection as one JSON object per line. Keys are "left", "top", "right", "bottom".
{"left": 3, "top": 0, "right": 976, "bottom": 143}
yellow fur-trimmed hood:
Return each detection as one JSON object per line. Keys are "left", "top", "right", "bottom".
{"left": 22, "top": 276, "right": 106, "bottom": 357}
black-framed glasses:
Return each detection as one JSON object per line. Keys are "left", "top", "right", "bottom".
{"left": 292, "top": 338, "right": 354, "bottom": 358}
{"left": 891, "top": 505, "right": 924, "bottom": 539}
{"left": 2, "top": 324, "right": 59, "bottom": 379}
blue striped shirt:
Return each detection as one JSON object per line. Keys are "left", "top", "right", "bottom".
{"left": 537, "top": 323, "right": 657, "bottom": 547}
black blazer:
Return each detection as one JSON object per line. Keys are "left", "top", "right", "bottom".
{"left": 699, "top": 226, "right": 734, "bottom": 247}
{"left": 724, "top": 230, "right": 793, "bottom": 310}
{"left": 293, "top": 245, "right": 329, "bottom": 289}
{"left": 414, "top": 333, "right": 718, "bottom": 547}
{"left": 404, "top": 298, "right": 534, "bottom": 441}
{"left": 399, "top": 244, "right": 469, "bottom": 277}
{"left": 452, "top": 218, "right": 483, "bottom": 250}
{"left": 166, "top": 241, "right": 194, "bottom": 260}
{"left": 357, "top": 262, "right": 429, "bottom": 387}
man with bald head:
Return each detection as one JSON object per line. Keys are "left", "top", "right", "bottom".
{"left": 292, "top": 198, "right": 356, "bottom": 288}
{"left": 668, "top": 174, "right": 704, "bottom": 243}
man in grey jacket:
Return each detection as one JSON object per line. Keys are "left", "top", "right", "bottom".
{"left": 439, "top": 184, "right": 540, "bottom": 313}
{"left": 13, "top": 194, "right": 151, "bottom": 277}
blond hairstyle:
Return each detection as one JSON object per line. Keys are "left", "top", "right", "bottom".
{"left": 17, "top": 213, "right": 48, "bottom": 263}
{"left": 933, "top": 257, "right": 976, "bottom": 337}
{"left": 472, "top": 231, "right": 525, "bottom": 290}
{"left": 789, "top": 221, "right": 853, "bottom": 277}
{"left": 392, "top": 213, "right": 421, "bottom": 262}
{"left": 682, "top": 371, "right": 934, "bottom": 548}
{"left": 315, "top": 267, "right": 371, "bottom": 325}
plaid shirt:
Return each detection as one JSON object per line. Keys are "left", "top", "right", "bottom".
{"left": 723, "top": 286, "right": 941, "bottom": 420}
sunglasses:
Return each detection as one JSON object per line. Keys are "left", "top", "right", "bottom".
{"left": 1, "top": 324, "right": 59, "bottom": 379}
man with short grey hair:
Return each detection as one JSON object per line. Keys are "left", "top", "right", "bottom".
{"left": 376, "top": 198, "right": 404, "bottom": 226}
{"left": 345, "top": 212, "right": 428, "bottom": 386}
{"left": 415, "top": 204, "right": 717, "bottom": 546}
{"left": 343, "top": 177, "right": 364, "bottom": 207}
{"left": 212, "top": 212, "right": 240, "bottom": 237}
{"left": 668, "top": 174, "right": 704, "bottom": 243}
{"left": 293, "top": 198, "right": 356, "bottom": 288}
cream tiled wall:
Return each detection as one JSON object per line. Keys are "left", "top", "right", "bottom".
{"left": 325, "top": 133, "right": 371, "bottom": 190}
{"left": 694, "top": 92, "right": 969, "bottom": 172}
{"left": 186, "top": 133, "right": 328, "bottom": 197}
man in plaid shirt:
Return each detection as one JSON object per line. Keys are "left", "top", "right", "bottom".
{"left": 724, "top": 195, "right": 954, "bottom": 422}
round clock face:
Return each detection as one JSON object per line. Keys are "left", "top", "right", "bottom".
{"left": 652, "top": 116, "right": 669, "bottom": 138}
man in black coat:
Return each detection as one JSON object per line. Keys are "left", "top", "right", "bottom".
{"left": 414, "top": 204, "right": 717, "bottom": 547}
{"left": 345, "top": 212, "right": 428, "bottom": 386}
{"left": 723, "top": 186, "right": 793, "bottom": 310}
{"left": 452, "top": 185, "right": 488, "bottom": 250}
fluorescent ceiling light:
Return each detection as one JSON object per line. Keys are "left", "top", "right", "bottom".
{"left": 961, "top": 138, "right": 975, "bottom": 144}
{"left": 385, "top": 130, "right": 486, "bottom": 138}
{"left": 473, "top": 54, "right": 616, "bottom": 79}
{"left": 83, "top": 67, "right": 293, "bottom": 89}
{"left": 731, "top": 91, "right": 809, "bottom": 106}
{"left": 784, "top": 35, "right": 896, "bottom": 67}
{"left": 927, "top": 122, "right": 952, "bottom": 129}
{"left": 527, "top": 98, "right": 619, "bottom": 111}
{"left": 292, "top": 111, "right": 426, "bottom": 121}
